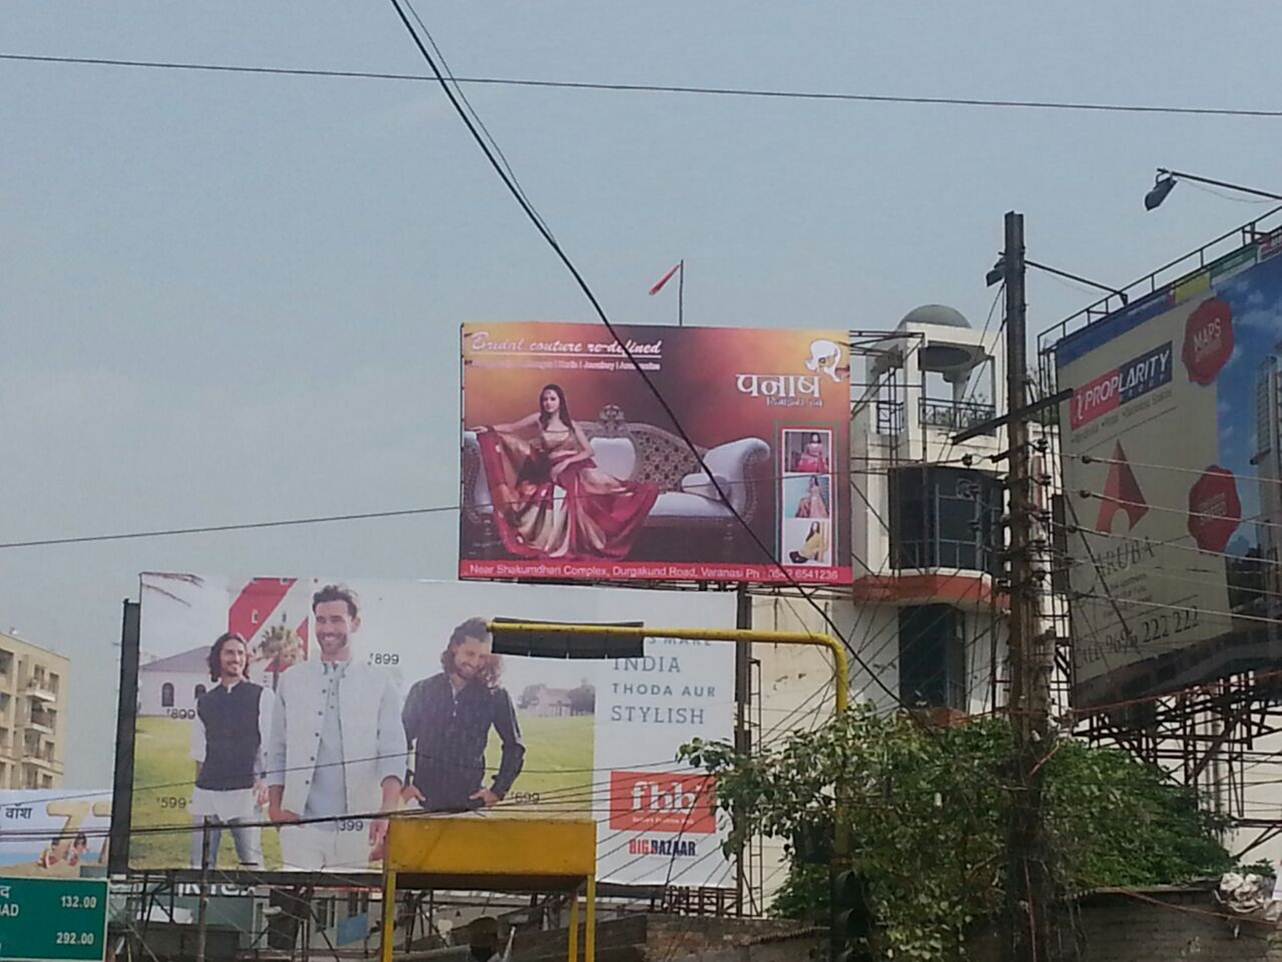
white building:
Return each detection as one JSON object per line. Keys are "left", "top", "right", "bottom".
{"left": 138, "top": 646, "right": 209, "bottom": 717}
{"left": 745, "top": 307, "right": 1021, "bottom": 906}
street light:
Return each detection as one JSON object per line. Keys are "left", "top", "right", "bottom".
{"left": 1144, "top": 167, "right": 1282, "bottom": 210}
{"left": 986, "top": 253, "right": 1128, "bottom": 304}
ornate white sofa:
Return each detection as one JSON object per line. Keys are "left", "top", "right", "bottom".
{"left": 460, "top": 404, "right": 771, "bottom": 559}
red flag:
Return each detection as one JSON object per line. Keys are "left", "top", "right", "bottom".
{"left": 649, "top": 262, "right": 682, "bottom": 296}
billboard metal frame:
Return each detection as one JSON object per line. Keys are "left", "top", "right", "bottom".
{"left": 1038, "top": 207, "right": 1282, "bottom": 826}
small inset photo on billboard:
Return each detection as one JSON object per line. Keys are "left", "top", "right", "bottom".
{"left": 784, "top": 519, "right": 831, "bottom": 566}
{"left": 783, "top": 474, "right": 831, "bottom": 520}
{"left": 782, "top": 429, "right": 832, "bottom": 475}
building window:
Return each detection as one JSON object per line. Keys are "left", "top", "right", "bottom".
{"left": 899, "top": 605, "right": 967, "bottom": 711}
{"left": 41, "top": 774, "right": 52, "bottom": 788}
{"left": 889, "top": 466, "right": 1001, "bottom": 575}
{"left": 161, "top": 683, "right": 175, "bottom": 708}
{"left": 194, "top": 685, "right": 207, "bottom": 700}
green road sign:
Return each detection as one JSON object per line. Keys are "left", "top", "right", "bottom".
{"left": 0, "top": 877, "right": 108, "bottom": 962}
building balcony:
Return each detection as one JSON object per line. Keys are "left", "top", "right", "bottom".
{"left": 25, "top": 679, "right": 57, "bottom": 702}
{"left": 919, "top": 397, "right": 996, "bottom": 434}
{"left": 26, "top": 711, "right": 55, "bottom": 734}
{"left": 873, "top": 398, "right": 997, "bottom": 437}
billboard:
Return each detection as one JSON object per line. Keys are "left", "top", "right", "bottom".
{"left": 1057, "top": 232, "right": 1282, "bottom": 707}
{"left": 128, "top": 573, "right": 737, "bottom": 886}
{"left": 0, "top": 790, "right": 112, "bottom": 878}
{"left": 459, "top": 322, "right": 852, "bottom": 584}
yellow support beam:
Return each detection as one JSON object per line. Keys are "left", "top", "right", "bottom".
{"left": 379, "top": 866, "right": 397, "bottom": 962}
{"left": 487, "top": 622, "right": 849, "bottom": 712}
{"left": 568, "top": 893, "right": 579, "bottom": 962}
{"left": 585, "top": 875, "right": 596, "bottom": 962}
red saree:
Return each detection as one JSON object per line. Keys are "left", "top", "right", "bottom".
{"left": 477, "top": 429, "right": 659, "bottom": 560}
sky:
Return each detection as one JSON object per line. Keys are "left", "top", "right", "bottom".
{"left": 3, "top": 1, "right": 1282, "bottom": 788}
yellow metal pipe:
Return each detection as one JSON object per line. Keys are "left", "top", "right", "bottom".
{"left": 487, "top": 623, "right": 849, "bottom": 712}
{"left": 567, "top": 894, "right": 580, "bottom": 962}
{"left": 584, "top": 875, "right": 596, "bottom": 962}
{"left": 379, "top": 867, "right": 397, "bottom": 962}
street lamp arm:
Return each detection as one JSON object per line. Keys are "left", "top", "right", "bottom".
{"left": 1156, "top": 168, "right": 1282, "bottom": 202}
{"left": 1024, "top": 259, "right": 1129, "bottom": 303}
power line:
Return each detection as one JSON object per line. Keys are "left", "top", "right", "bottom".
{"left": 0, "top": 506, "right": 453, "bottom": 549}
{"left": 381, "top": 0, "right": 910, "bottom": 714}
{"left": 3, "top": 52, "right": 1281, "bottom": 119}
{"left": 0, "top": 461, "right": 956, "bottom": 549}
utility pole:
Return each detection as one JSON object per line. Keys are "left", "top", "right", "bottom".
{"left": 1001, "top": 210, "right": 1058, "bottom": 962}
{"left": 195, "top": 817, "right": 211, "bottom": 962}
{"left": 733, "top": 584, "right": 753, "bottom": 916}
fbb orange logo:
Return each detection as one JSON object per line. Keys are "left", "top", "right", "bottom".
{"left": 609, "top": 771, "right": 717, "bottom": 834}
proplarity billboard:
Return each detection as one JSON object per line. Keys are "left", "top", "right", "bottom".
{"left": 1057, "top": 231, "right": 1282, "bottom": 708}
{"left": 127, "top": 572, "right": 736, "bottom": 886}
{"left": 0, "top": 790, "right": 112, "bottom": 877}
{"left": 460, "top": 322, "right": 852, "bottom": 584}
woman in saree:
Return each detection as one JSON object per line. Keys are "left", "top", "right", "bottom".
{"left": 794, "top": 432, "right": 828, "bottom": 473}
{"left": 475, "top": 384, "right": 659, "bottom": 559}
{"left": 789, "top": 522, "right": 828, "bottom": 564}
{"left": 795, "top": 475, "right": 830, "bottom": 519}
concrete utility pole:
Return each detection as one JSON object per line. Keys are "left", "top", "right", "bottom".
{"left": 1000, "top": 211, "right": 1058, "bottom": 962}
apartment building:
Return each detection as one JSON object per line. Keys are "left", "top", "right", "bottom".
{"left": 0, "top": 629, "right": 68, "bottom": 789}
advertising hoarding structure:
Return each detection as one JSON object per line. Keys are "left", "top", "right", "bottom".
{"left": 1056, "top": 231, "right": 1282, "bottom": 708}
{"left": 459, "top": 322, "right": 852, "bottom": 585}
{"left": 124, "top": 572, "right": 736, "bottom": 887}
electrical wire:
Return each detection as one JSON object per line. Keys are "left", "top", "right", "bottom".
{"left": 1076, "top": 490, "right": 1282, "bottom": 534}
{"left": 1067, "top": 451, "right": 1282, "bottom": 489}
{"left": 380, "top": 0, "right": 910, "bottom": 714}
{"left": 0, "top": 461, "right": 961, "bottom": 550}
{"left": 3, "top": 53, "right": 1281, "bottom": 119}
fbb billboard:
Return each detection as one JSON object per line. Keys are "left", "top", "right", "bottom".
{"left": 1057, "top": 233, "right": 1282, "bottom": 708}
{"left": 460, "top": 322, "right": 852, "bottom": 584}
{"left": 126, "top": 573, "right": 735, "bottom": 886}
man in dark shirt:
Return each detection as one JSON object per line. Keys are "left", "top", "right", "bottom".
{"left": 401, "top": 618, "right": 525, "bottom": 812}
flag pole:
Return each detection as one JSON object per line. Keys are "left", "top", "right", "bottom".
{"left": 678, "top": 259, "right": 685, "bottom": 327}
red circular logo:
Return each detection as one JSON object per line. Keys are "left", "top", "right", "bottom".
{"left": 1187, "top": 466, "right": 1241, "bottom": 554}
{"left": 1182, "top": 297, "right": 1234, "bottom": 386}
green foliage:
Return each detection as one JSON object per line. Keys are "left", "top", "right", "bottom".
{"left": 680, "top": 707, "right": 1234, "bottom": 962}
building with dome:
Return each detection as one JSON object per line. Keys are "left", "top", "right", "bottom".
{"left": 741, "top": 305, "right": 1064, "bottom": 907}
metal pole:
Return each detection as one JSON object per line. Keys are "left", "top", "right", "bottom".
{"left": 1001, "top": 210, "right": 1056, "bottom": 962}
{"left": 379, "top": 868, "right": 397, "bottom": 962}
{"left": 677, "top": 259, "right": 684, "bottom": 327}
{"left": 486, "top": 623, "right": 848, "bottom": 713}
{"left": 567, "top": 895, "right": 579, "bottom": 962}
{"left": 195, "top": 818, "right": 211, "bottom": 962}
{"left": 584, "top": 875, "right": 596, "bottom": 962}
{"left": 733, "top": 586, "right": 753, "bottom": 916}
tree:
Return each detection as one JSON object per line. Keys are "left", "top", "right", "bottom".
{"left": 567, "top": 680, "right": 595, "bottom": 715}
{"left": 681, "top": 706, "right": 1233, "bottom": 962}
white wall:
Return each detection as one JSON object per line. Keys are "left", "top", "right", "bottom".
{"left": 138, "top": 669, "right": 207, "bottom": 717}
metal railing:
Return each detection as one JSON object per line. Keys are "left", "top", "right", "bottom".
{"left": 919, "top": 398, "right": 996, "bottom": 434}
{"left": 874, "top": 399, "right": 904, "bottom": 435}
{"left": 872, "top": 398, "right": 997, "bottom": 436}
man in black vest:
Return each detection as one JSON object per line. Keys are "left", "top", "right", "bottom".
{"left": 189, "top": 632, "right": 273, "bottom": 868}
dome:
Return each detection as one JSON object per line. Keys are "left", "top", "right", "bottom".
{"left": 900, "top": 304, "right": 971, "bottom": 329}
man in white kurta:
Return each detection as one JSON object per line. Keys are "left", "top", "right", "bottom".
{"left": 266, "top": 584, "right": 404, "bottom": 871}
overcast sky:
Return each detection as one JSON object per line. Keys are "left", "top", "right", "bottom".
{"left": 4, "top": 1, "right": 1282, "bottom": 787}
